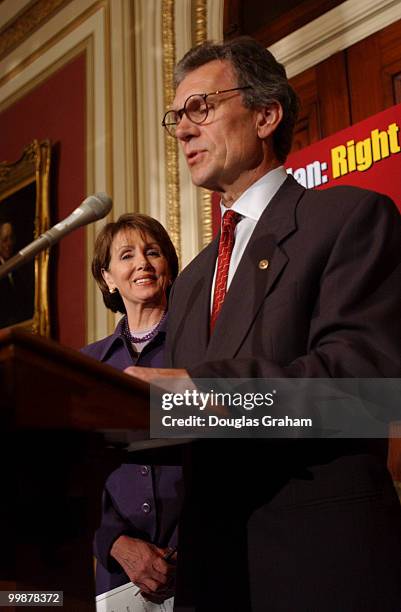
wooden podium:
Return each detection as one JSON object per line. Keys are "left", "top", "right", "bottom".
{"left": 0, "top": 327, "right": 152, "bottom": 611}
{"left": 2, "top": 328, "right": 399, "bottom": 611}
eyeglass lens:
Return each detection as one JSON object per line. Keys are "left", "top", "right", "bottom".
{"left": 185, "top": 94, "right": 208, "bottom": 123}
{"left": 163, "top": 94, "right": 208, "bottom": 136}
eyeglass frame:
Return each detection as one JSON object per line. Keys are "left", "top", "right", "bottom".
{"left": 162, "top": 86, "right": 252, "bottom": 137}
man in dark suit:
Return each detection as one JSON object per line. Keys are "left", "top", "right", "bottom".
{"left": 127, "top": 38, "right": 401, "bottom": 611}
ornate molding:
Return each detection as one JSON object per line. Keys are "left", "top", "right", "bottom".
{"left": 194, "top": 0, "right": 213, "bottom": 247}
{"left": 0, "top": 140, "right": 37, "bottom": 193}
{"left": 194, "top": 0, "right": 207, "bottom": 45}
{"left": 200, "top": 187, "right": 213, "bottom": 246}
{"left": 162, "top": 0, "right": 181, "bottom": 264}
{"left": 269, "top": 0, "right": 401, "bottom": 78}
{"left": 0, "top": 140, "right": 51, "bottom": 336}
{"left": 0, "top": 0, "right": 72, "bottom": 60}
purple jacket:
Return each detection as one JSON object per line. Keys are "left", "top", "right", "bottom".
{"left": 81, "top": 315, "right": 167, "bottom": 369}
{"left": 82, "top": 316, "right": 183, "bottom": 595}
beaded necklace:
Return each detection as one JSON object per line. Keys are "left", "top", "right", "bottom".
{"left": 123, "top": 309, "right": 167, "bottom": 345}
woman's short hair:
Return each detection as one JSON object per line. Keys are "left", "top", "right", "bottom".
{"left": 92, "top": 213, "right": 179, "bottom": 314}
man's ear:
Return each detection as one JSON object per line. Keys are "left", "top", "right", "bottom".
{"left": 101, "top": 268, "right": 116, "bottom": 293}
{"left": 256, "top": 102, "right": 283, "bottom": 139}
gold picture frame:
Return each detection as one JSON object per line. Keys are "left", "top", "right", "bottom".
{"left": 0, "top": 140, "right": 51, "bottom": 336}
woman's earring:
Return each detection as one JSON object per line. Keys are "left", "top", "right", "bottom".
{"left": 109, "top": 287, "right": 117, "bottom": 294}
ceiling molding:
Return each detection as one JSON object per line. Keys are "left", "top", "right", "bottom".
{"left": 0, "top": 0, "right": 72, "bottom": 59}
{"left": 269, "top": 0, "right": 401, "bottom": 77}
{"left": 0, "top": 0, "right": 33, "bottom": 28}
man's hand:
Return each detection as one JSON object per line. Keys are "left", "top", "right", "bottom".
{"left": 124, "top": 366, "right": 229, "bottom": 417}
{"left": 110, "top": 535, "right": 176, "bottom": 601}
{"left": 124, "top": 366, "right": 190, "bottom": 382}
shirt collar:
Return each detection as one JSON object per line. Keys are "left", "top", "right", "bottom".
{"left": 219, "top": 166, "right": 288, "bottom": 222}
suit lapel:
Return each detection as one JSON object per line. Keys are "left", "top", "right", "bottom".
{"left": 169, "top": 237, "right": 218, "bottom": 366}
{"left": 206, "top": 176, "right": 305, "bottom": 360}
{"left": 192, "top": 241, "right": 216, "bottom": 360}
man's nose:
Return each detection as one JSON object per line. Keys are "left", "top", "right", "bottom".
{"left": 175, "top": 113, "right": 199, "bottom": 141}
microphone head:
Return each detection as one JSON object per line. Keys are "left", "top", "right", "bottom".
{"left": 81, "top": 192, "right": 112, "bottom": 220}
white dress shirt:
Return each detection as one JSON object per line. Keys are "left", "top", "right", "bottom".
{"left": 211, "top": 166, "right": 288, "bottom": 306}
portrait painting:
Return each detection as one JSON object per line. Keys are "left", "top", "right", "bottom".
{"left": 0, "top": 140, "right": 51, "bottom": 335}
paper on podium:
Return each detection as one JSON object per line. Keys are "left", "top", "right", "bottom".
{"left": 95, "top": 581, "right": 174, "bottom": 612}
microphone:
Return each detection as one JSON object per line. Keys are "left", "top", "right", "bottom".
{"left": 0, "top": 192, "right": 112, "bottom": 280}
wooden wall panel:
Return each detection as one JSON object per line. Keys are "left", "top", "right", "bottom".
{"left": 289, "top": 52, "right": 351, "bottom": 153}
{"left": 290, "top": 19, "right": 401, "bottom": 151}
{"left": 315, "top": 53, "right": 351, "bottom": 136}
{"left": 394, "top": 75, "right": 401, "bottom": 104}
{"left": 223, "top": 0, "right": 344, "bottom": 47}
{"left": 379, "top": 17, "right": 401, "bottom": 108}
{"left": 347, "top": 19, "right": 401, "bottom": 121}
{"left": 347, "top": 36, "right": 384, "bottom": 122}
{"left": 290, "top": 67, "right": 320, "bottom": 152}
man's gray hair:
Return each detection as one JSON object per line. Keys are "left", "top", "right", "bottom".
{"left": 174, "top": 37, "right": 299, "bottom": 163}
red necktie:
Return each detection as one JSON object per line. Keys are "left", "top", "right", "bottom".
{"left": 210, "top": 210, "right": 241, "bottom": 332}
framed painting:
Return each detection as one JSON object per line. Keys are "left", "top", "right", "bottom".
{"left": 0, "top": 140, "right": 51, "bottom": 335}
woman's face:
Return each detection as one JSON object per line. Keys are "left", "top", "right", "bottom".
{"left": 102, "top": 228, "right": 171, "bottom": 310}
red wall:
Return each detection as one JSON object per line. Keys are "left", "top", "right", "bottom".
{"left": 0, "top": 52, "right": 86, "bottom": 348}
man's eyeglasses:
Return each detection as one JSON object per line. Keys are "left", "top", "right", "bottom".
{"left": 162, "top": 86, "right": 252, "bottom": 137}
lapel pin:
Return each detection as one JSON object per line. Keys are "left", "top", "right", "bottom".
{"left": 258, "top": 259, "right": 269, "bottom": 270}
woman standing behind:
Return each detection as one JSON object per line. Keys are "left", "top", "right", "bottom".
{"left": 82, "top": 213, "right": 182, "bottom": 602}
